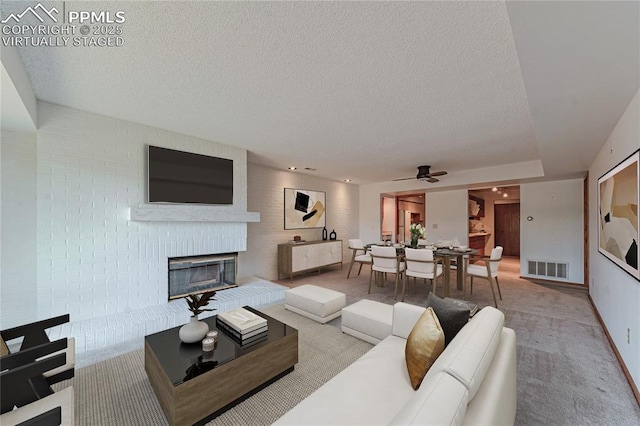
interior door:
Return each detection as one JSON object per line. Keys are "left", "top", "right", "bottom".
{"left": 495, "top": 203, "right": 520, "bottom": 256}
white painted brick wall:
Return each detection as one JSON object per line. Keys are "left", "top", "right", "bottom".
{"left": 240, "top": 163, "right": 359, "bottom": 280}
{"left": 33, "top": 103, "right": 249, "bottom": 323}
{"left": 1, "top": 130, "right": 38, "bottom": 328}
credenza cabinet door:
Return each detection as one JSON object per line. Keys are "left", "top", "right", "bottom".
{"left": 318, "top": 241, "right": 342, "bottom": 266}
{"left": 278, "top": 240, "right": 343, "bottom": 280}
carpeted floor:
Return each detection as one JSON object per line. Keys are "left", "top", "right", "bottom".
{"left": 54, "top": 304, "right": 372, "bottom": 425}
{"left": 277, "top": 257, "right": 640, "bottom": 425}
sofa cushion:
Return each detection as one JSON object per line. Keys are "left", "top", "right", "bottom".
{"left": 389, "top": 372, "right": 469, "bottom": 426}
{"left": 426, "top": 292, "right": 470, "bottom": 346}
{"left": 464, "top": 328, "right": 517, "bottom": 426}
{"left": 425, "top": 306, "right": 504, "bottom": 400}
{"left": 405, "top": 307, "right": 445, "bottom": 389}
{"left": 392, "top": 302, "right": 427, "bottom": 339}
{"left": 274, "top": 335, "right": 415, "bottom": 425}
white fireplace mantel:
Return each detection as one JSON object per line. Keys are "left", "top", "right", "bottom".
{"left": 129, "top": 205, "right": 260, "bottom": 223}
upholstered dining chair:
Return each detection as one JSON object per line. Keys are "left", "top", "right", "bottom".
{"left": 346, "top": 239, "right": 372, "bottom": 279}
{"left": 467, "top": 246, "right": 503, "bottom": 308}
{"left": 369, "top": 246, "right": 405, "bottom": 300}
{"left": 403, "top": 248, "right": 444, "bottom": 301}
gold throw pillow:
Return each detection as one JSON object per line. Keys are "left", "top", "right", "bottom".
{"left": 0, "top": 336, "right": 9, "bottom": 356}
{"left": 405, "top": 307, "right": 445, "bottom": 390}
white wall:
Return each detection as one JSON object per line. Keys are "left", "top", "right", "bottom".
{"left": 361, "top": 186, "right": 486, "bottom": 247}
{"left": 239, "top": 163, "right": 359, "bottom": 280}
{"left": 520, "top": 179, "right": 584, "bottom": 284}
{"left": 0, "top": 46, "right": 37, "bottom": 128}
{"left": 0, "top": 102, "right": 251, "bottom": 327}
{"left": 589, "top": 90, "right": 639, "bottom": 390}
{"left": 0, "top": 130, "right": 38, "bottom": 328}
{"left": 425, "top": 190, "right": 469, "bottom": 245}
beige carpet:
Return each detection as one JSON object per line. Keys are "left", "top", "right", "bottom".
{"left": 54, "top": 304, "right": 372, "bottom": 425}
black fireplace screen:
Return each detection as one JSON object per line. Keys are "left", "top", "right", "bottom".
{"left": 168, "top": 253, "right": 237, "bottom": 300}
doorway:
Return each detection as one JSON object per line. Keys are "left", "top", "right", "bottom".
{"left": 396, "top": 194, "right": 425, "bottom": 243}
{"left": 468, "top": 186, "right": 520, "bottom": 258}
{"left": 380, "top": 195, "right": 395, "bottom": 242}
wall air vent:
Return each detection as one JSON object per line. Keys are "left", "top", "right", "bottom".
{"left": 527, "top": 260, "right": 568, "bottom": 280}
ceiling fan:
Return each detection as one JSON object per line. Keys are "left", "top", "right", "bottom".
{"left": 393, "top": 165, "right": 448, "bottom": 183}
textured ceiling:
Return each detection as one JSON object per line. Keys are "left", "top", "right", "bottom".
{"left": 2, "top": 1, "right": 638, "bottom": 185}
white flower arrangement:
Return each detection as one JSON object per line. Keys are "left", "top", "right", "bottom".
{"left": 409, "top": 223, "right": 426, "bottom": 239}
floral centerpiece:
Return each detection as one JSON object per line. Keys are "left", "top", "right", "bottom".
{"left": 409, "top": 223, "right": 426, "bottom": 249}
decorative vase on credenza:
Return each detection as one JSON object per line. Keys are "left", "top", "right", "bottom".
{"left": 322, "top": 226, "right": 328, "bottom": 241}
{"left": 329, "top": 229, "right": 337, "bottom": 240}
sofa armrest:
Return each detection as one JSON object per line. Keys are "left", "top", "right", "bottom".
{"left": 463, "top": 327, "right": 517, "bottom": 426}
{"left": 392, "top": 302, "right": 426, "bottom": 339}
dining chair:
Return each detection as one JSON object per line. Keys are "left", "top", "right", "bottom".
{"left": 369, "top": 246, "right": 405, "bottom": 300}
{"left": 403, "top": 248, "right": 443, "bottom": 301}
{"left": 466, "top": 246, "right": 503, "bottom": 308}
{"left": 346, "top": 239, "right": 372, "bottom": 279}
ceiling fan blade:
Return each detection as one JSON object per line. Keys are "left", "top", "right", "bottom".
{"left": 428, "top": 171, "right": 447, "bottom": 177}
{"left": 427, "top": 177, "right": 440, "bottom": 183}
{"left": 392, "top": 177, "right": 416, "bottom": 181}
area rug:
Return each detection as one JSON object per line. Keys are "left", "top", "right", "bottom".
{"left": 55, "top": 304, "right": 373, "bottom": 425}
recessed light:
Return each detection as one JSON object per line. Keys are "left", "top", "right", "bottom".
{"left": 491, "top": 187, "right": 498, "bottom": 192}
{"left": 288, "top": 167, "right": 297, "bottom": 170}
{"left": 503, "top": 193, "right": 509, "bottom": 198}
{"left": 344, "top": 179, "right": 351, "bottom": 182}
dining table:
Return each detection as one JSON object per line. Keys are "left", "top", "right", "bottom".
{"left": 365, "top": 243, "right": 478, "bottom": 297}
{"left": 432, "top": 247, "right": 478, "bottom": 297}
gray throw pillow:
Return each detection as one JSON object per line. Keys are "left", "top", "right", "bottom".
{"left": 425, "top": 292, "right": 470, "bottom": 346}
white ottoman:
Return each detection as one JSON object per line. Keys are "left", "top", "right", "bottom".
{"left": 341, "top": 299, "right": 393, "bottom": 344}
{"left": 285, "top": 285, "right": 346, "bottom": 323}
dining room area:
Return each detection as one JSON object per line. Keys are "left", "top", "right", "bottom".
{"left": 347, "top": 237, "right": 503, "bottom": 308}
{"left": 375, "top": 189, "right": 506, "bottom": 307}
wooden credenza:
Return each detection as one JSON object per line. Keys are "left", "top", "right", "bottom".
{"left": 278, "top": 240, "right": 343, "bottom": 281}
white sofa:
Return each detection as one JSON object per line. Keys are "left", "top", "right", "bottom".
{"left": 275, "top": 302, "right": 517, "bottom": 425}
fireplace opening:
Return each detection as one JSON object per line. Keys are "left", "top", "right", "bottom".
{"left": 168, "top": 253, "right": 238, "bottom": 300}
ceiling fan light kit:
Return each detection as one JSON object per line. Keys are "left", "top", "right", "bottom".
{"left": 393, "top": 165, "right": 448, "bottom": 183}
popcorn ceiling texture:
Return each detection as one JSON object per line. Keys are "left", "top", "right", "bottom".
{"left": 7, "top": 1, "right": 539, "bottom": 183}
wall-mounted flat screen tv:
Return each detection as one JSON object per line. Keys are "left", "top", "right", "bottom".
{"left": 148, "top": 145, "right": 233, "bottom": 205}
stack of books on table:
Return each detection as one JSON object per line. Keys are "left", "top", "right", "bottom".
{"left": 216, "top": 307, "right": 268, "bottom": 346}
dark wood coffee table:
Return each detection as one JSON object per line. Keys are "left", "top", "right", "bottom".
{"left": 145, "top": 306, "right": 298, "bottom": 425}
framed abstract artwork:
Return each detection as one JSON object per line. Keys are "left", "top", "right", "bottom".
{"left": 284, "top": 188, "right": 326, "bottom": 230}
{"left": 598, "top": 149, "right": 639, "bottom": 280}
